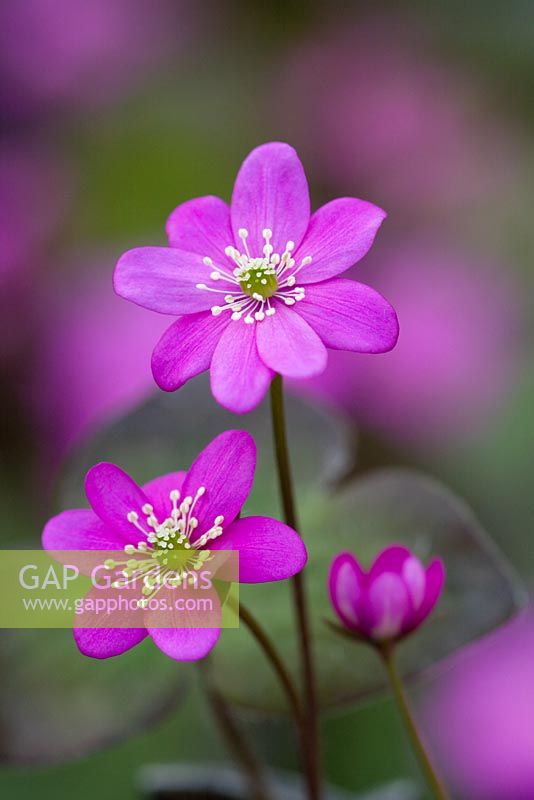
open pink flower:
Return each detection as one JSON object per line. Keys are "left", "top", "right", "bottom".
{"left": 42, "top": 430, "right": 307, "bottom": 661}
{"left": 114, "top": 142, "right": 398, "bottom": 413}
{"left": 329, "top": 546, "right": 445, "bottom": 643}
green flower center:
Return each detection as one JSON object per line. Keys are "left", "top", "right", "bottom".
{"left": 238, "top": 258, "right": 278, "bottom": 299}
{"left": 195, "top": 227, "right": 311, "bottom": 324}
{"left": 104, "top": 488, "right": 225, "bottom": 606}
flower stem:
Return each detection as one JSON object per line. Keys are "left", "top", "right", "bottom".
{"left": 199, "top": 658, "right": 272, "bottom": 800}
{"left": 269, "top": 373, "right": 322, "bottom": 800}
{"left": 378, "top": 643, "right": 450, "bottom": 800}
{"left": 239, "top": 601, "right": 303, "bottom": 728}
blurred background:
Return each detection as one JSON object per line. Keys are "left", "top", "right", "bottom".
{"left": 1, "top": 1, "right": 533, "bottom": 798}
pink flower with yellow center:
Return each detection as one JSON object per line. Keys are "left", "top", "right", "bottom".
{"left": 42, "top": 430, "right": 307, "bottom": 661}
{"left": 114, "top": 142, "right": 399, "bottom": 413}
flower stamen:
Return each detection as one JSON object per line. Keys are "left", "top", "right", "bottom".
{"left": 196, "top": 227, "right": 311, "bottom": 324}
{"left": 107, "top": 488, "right": 225, "bottom": 607}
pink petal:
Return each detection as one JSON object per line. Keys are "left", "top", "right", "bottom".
{"left": 42, "top": 509, "right": 125, "bottom": 551}
{"left": 401, "top": 555, "right": 427, "bottom": 611}
{"left": 85, "top": 462, "right": 150, "bottom": 542}
{"left": 166, "top": 195, "right": 233, "bottom": 263}
{"left": 180, "top": 430, "right": 256, "bottom": 539}
{"left": 369, "top": 545, "right": 412, "bottom": 580}
{"left": 142, "top": 471, "right": 186, "bottom": 523}
{"left": 367, "top": 572, "right": 410, "bottom": 640}
{"left": 144, "top": 583, "right": 221, "bottom": 653}
{"left": 296, "top": 279, "right": 399, "bottom": 353}
{"left": 295, "top": 198, "right": 386, "bottom": 284}
{"left": 328, "top": 552, "right": 365, "bottom": 630}
{"left": 210, "top": 320, "right": 273, "bottom": 413}
{"left": 114, "top": 246, "right": 216, "bottom": 315}
{"left": 148, "top": 627, "right": 221, "bottom": 661}
{"left": 231, "top": 142, "right": 310, "bottom": 257}
{"left": 210, "top": 516, "right": 307, "bottom": 583}
{"left": 413, "top": 558, "right": 446, "bottom": 627}
{"left": 152, "top": 311, "right": 230, "bottom": 392}
{"left": 256, "top": 305, "right": 327, "bottom": 378}
{"left": 74, "top": 626, "right": 147, "bottom": 659}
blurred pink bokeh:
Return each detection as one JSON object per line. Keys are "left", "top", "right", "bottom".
{"left": 292, "top": 239, "right": 522, "bottom": 448}
{"left": 0, "top": 144, "right": 69, "bottom": 359}
{"left": 35, "top": 259, "right": 167, "bottom": 461}
{"left": 0, "top": 0, "right": 188, "bottom": 117}
{"left": 423, "top": 609, "right": 534, "bottom": 799}
{"left": 278, "top": 16, "right": 519, "bottom": 218}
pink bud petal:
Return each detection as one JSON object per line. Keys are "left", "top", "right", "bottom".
{"left": 402, "top": 555, "right": 427, "bottom": 610}
{"left": 368, "top": 572, "right": 410, "bottom": 640}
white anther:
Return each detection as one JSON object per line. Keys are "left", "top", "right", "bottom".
{"left": 195, "top": 226, "right": 308, "bottom": 327}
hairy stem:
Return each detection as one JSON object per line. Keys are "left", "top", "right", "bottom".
{"left": 378, "top": 644, "right": 450, "bottom": 800}
{"left": 269, "top": 373, "right": 322, "bottom": 800}
{"left": 239, "top": 601, "right": 303, "bottom": 728}
{"left": 199, "top": 659, "right": 271, "bottom": 800}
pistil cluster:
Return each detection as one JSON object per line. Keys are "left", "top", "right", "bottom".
{"left": 104, "top": 487, "right": 224, "bottom": 608}
{"left": 196, "top": 228, "right": 310, "bottom": 324}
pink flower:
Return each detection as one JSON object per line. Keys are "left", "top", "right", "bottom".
{"left": 42, "top": 430, "right": 307, "bottom": 661}
{"left": 114, "top": 142, "right": 399, "bottom": 413}
{"left": 329, "top": 546, "right": 445, "bottom": 643}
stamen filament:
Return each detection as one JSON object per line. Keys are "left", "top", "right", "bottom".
{"left": 196, "top": 227, "right": 311, "bottom": 324}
